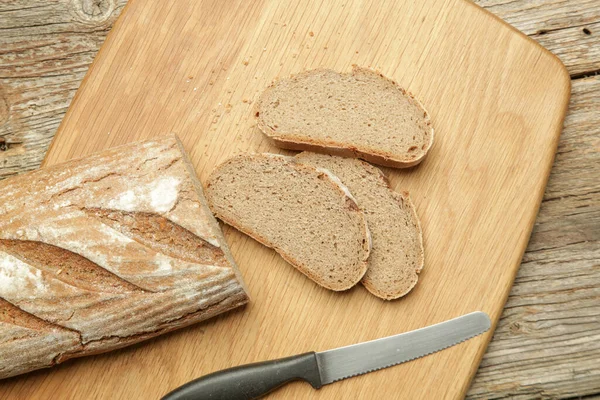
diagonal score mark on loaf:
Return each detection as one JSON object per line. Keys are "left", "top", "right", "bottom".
{"left": 0, "top": 240, "right": 242, "bottom": 376}
{"left": 85, "top": 208, "right": 229, "bottom": 268}
{"left": 0, "top": 239, "right": 145, "bottom": 294}
{"left": 0, "top": 297, "right": 78, "bottom": 334}
{"left": 0, "top": 297, "right": 82, "bottom": 377}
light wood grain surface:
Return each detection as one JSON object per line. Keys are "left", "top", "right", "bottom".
{"left": 0, "top": 0, "right": 597, "bottom": 399}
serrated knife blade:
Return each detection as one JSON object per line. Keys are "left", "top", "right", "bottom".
{"left": 162, "top": 312, "right": 491, "bottom": 400}
{"left": 316, "top": 311, "right": 491, "bottom": 384}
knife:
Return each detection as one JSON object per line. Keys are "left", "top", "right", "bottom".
{"left": 162, "top": 311, "right": 491, "bottom": 400}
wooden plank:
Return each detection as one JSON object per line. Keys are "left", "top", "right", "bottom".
{"left": 0, "top": 0, "right": 127, "bottom": 179}
{"left": 0, "top": 0, "right": 570, "bottom": 399}
{"left": 473, "top": 0, "right": 600, "bottom": 75}
{"left": 532, "top": 22, "right": 600, "bottom": 77}
{"left": 469, "top": 75, "right": 600, "bottom": 399}
{"left": 0, "top": 0, "right": 597, "bottom": 399}
{"left": 474, "top": 0, "right": 600, "bottom": 34}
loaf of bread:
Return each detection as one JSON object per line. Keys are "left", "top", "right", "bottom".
{"left": 204, "top": 153, "right": 371, "bottom": 291}
{"left": 0, "top": 136, "right": 248, "bottom": 379}
{"left": 295, "top": 153, "right": 424, "bottom": 299}
{"left": 255, "top": 66, "right": 434, "bottom": 168}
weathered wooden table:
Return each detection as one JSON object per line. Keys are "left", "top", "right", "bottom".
{"left": 0, "top": 0, "right": 598, "bottom": 398}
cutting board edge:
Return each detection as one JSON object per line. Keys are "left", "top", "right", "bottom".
{"left": 462, "top": 70, "right": 571, "bottom": 397}
{"left": 472, "top": 0, "right": 572, "bottom": 87}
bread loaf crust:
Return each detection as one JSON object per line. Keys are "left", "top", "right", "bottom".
{"left": 0, "top": 136, "right": 248, "bottom": 379}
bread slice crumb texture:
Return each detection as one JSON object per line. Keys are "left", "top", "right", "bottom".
{"left": 256, "top": 66, "right": 434, "bottom": 168}
{"left": 296, "top": 152, "right": 424, "bottom": 299}
{"left": 205, "top": 154, "right": 370, "bottom": 291}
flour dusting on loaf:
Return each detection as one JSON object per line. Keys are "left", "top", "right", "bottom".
{"left": 0, "top": 254, "right": 47, "bottom": 296}
{"left": 150, "top": 177, "right": 181, "bottom": 212}
{"left": 106, "top": 176, "right": 181, "bottom": 213}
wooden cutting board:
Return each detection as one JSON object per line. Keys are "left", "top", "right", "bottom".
{"left": 1, "top": 0, "right": 570, "bottom": 398}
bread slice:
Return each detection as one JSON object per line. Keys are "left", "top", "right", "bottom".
{"left": 295, "top": 152, "right": 424, "bottom": 299}
{"left": 205, "top": 153, "right": 371, "bottom": 291}
{"left": 255, "top": 66, "right": 434, "bottom": 168}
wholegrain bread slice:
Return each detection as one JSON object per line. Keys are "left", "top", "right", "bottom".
{"left": 296, "top": 152, "right": 424, "bottom": 299}
{"left": 205, "top": 153, "right": 371, "bottom": 291}
{"left": 256, "top": 66, "right": 434, "bottom": 168}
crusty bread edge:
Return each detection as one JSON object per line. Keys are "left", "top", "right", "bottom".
{"left": 264, "top": 135, "right": 427, "bottom": 168}
{"left": 206, "top": 153, "right": 371, "bottom": 291}
{"left": 255, "top": 66, "right": 434, "bottom": 169}
{"left": 362, "top": 188, "right": 425, "bottom": 300}
{"left": 54, "top": 289, "right": 248, "bottom": 368}
{"left": 174, "top": 135, "right": 251, "bottom": 300}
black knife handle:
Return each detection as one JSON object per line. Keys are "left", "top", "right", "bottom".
{"left": 161, "top": 352, "right": 322, "bottom": 400}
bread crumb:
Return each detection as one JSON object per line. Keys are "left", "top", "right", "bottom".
{"left": 309, "top": 31, "right": 314, "bottom": 37}
{"left": 243, "top": 60, "right": 249, "bottom": 66}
